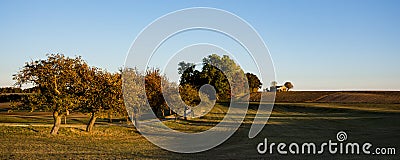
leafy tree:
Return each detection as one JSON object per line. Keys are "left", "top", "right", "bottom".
{"left": 14, "top": 54, "right": 90, "bottom": 134}
{"left": 105, "top": 72, "right": 126, "bottom": 123}
{"left": 145, "top": 68, "right": 171, "bottom": 117}
{"left": 178, "top": 54, "right": 247, "bottom": 101}
{"left": 179, "top": 84, "right": 200, "bottom": 107}
{"left": 284, "top": 81, "right": 294, "bottom": 91}
{"left": 203, "top": 54, "right": 247, "bottom": 99}
{"left": 178, "top": 84, "right": 200, "bottom": 120}
{"left": 122, "top": 68, "right": 146, "bottom": 126}
{"left": 12, "top": 94, "right": 44, "bottom": 112}
{"left": 78, "top": 68, "right": 124, "bottom": 132}
{"left": 200, "top": 63, "right": 230, "bottom": 100}
{"left": 246, "top": 73, "right": 262, "bottom": 93}
{"left": 178, "top": 62, "right": 194, "bottom": 75}
{"left": 178, "top": 62, "right": 204, "bottom": 89}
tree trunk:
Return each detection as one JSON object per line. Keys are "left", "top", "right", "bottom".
{"left": 132, "top": 112, "right": 138, "bottom": 127}
{"left": 86, "top": 112, "right": 97, "bottom": 132}
{"left": 184, "top": 106, "right": 187, "bottom": 120}
{"left": 50, "top": 111, "right": 62, "bottom": 135}
{"left": 65, "top": 110, "right": 69, "bottom": 124}
{"left": 108, "top": 112, "right": 113, "bottom": 123}
{"left": 126, "top": 116, "right": 130, "bottom": 124}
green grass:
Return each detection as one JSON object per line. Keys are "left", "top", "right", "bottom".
{"left": 0, "top": 126, "right": 168, "bottom": 159}
{"left": 0, "top": 102, "right": 399, "bottom": 159}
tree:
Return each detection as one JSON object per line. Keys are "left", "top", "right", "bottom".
{"left": 200, "top": 63, "right": 231, "bottom": 100}
{"left": 178, "top": 62, "right": 201, "bottom": 87}
{"left": 14, "top": 54, "right": 90, "bottom": 134}
{"left": 284, "top": 81, "right": 294, "bottom": 91}
{"left": 246, "top": 73, "right": 262, "bottom": 93}
{"left": 122, "top": 68, "right": 146, "bottom": 126}
{"left": 177, "top": 54, "right": 247, "bottom": 101}
{"left": 201, "top": 54, "right": 243, "bottom": 99}
{"left": 179, "top": 84, "right": 200, "bottom": 107}
{"left": 145, "top": 68, "right": 171, "bottom": 117}
{"left": 178, "top": 61, "right": 194, "bottom": 75}
{"left": 178, "top": 84, "right": 200, "bottom": 120}
{"left": 78, "top": 68, "right": 124, "bottom": 132}
{"left": 105, "top": 72, "right": 126, "bottom": 123}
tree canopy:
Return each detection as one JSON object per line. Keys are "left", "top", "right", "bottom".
{"left": 246, "top": 73, "right": 262, "bottom": 93}
{"left": 14, "top": 54, "right": 126, "bottom": 134}
{"left": 78, "top": 68, "right": 124, "bottom": 132}
{"left": 14, "top": 54, "right": 91, "bottom": 134}
{"left": 178, "top": 54, "right": 248, "bottom": 101}
{"left": 284, "top": 81, "right": 294, "bottom": 91}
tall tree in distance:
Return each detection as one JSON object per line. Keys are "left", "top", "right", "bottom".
{"left": 178, "top": 62, "right": 202, "bottom": 87}
{"left": 177, "top": 54, "right": 247, "bottom": 101}
{"left": 200, "top": 63, "right": 230, "bottom": 100}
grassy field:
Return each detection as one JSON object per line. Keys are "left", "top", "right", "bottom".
{"left": 0, "top": 94, "right": 399, "bottom": 159}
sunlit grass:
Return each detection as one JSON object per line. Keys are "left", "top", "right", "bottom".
{"left": 0, "top": 102, "right": 399, "bottom": 159}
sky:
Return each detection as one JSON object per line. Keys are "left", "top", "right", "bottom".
{"left": 0, "top": 0, "right": 399, "bottom": 90}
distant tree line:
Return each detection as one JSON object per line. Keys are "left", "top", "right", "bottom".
{"left": 0, "top": 87, "right": 36, "bottom": 103}
{"left": 0, "top": 94, "right": 25, "bottom": 103}
{"left": 0, "top": 86, "right": 40, "bottom": 103}
{"left": 0, "top": 87, "right": 23, "bottom": 93}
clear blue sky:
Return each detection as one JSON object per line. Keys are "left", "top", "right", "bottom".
{"left": 1, "top": 0, "right": 399, "bottom": 90}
